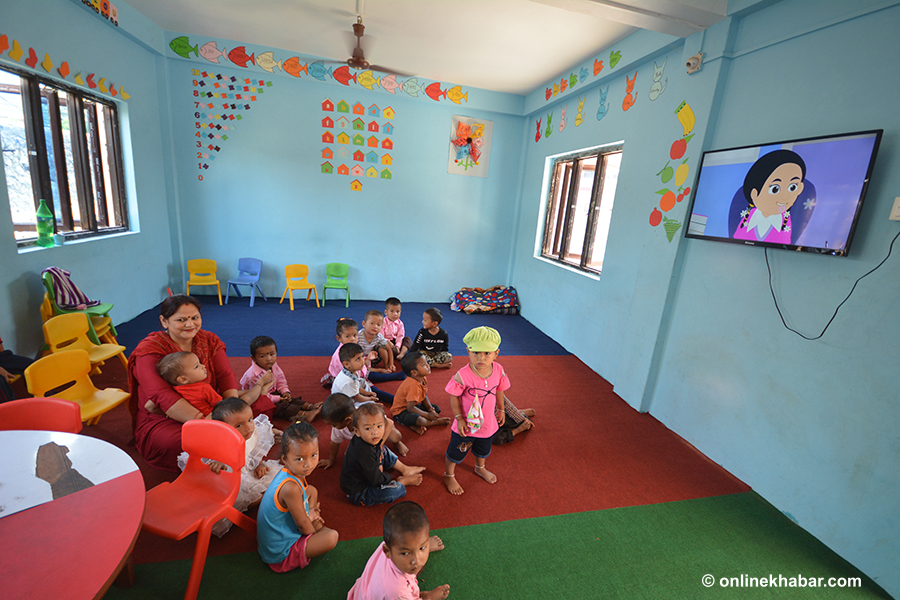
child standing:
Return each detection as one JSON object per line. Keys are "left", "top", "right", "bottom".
{"left": 443, "top": 327, "right": 508, "bottom": 496}
{"left": 241, "top": 335, "right": 321, "bottom": 422}
{"left": 391, "top": 351, "right": 451, "bottom": 435}
{"left": 359, "top": 310, "right": 398, "bottom": 374}
{"left": 348, "top": 501, "right": 449, "bottom": 600}
{"left": 410, "top": 308, "right": 452, "bottom": 369}
{"left": 340, "top": 403, "right": 425, "bottom": 506}
{"left": 258, "top": 422, "right": 339, "bottom": 573}
{"left": 383, "top": 297, "right": 412, "bottom": 361}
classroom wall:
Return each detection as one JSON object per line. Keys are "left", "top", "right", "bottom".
{"left": 0, "top": 0, "right": 177, "bottom": 356}
{"left": 510, "top": 0, "right": 900, "bottom": 594}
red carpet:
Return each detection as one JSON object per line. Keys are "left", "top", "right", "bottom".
{"left": 79, "top": 354, "right": 748, "bottom": 564}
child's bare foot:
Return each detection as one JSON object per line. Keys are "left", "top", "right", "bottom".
{"left": 411, "top": 425, "right": 427, "bottom": 435}
{"left": 444, "top": 474, "right": 463, "bottom": 495}
{"left": 422, "top": 584, "right": 450, "bottom": 600}
{"left": 301, "top": 406, "right": 321, "bottom": 422}
{"left": 396, "top": 440, "right": 409, "bottom": 456}
{"left": 431, "top": 362, "right": 451, "bottom": 369}
{"left": 522, "top": 408, "right": 536, "bottom": 418}
{"left": 431, "top": 417, "right": 452, "bottom": 426}
{"left": 397, "top": 473, "right": 423, "bottom": 486}
{"left": 370, "top": 367, "right": 391, "bottom": 373}
{"left": 474, "top": 465, "right": 497, "bottom": 484}
{"left": 429, "top": 535, "right": 444, "bottom": 552}
{"left": 511, "top": 418, "right": 534, "bottom": 436}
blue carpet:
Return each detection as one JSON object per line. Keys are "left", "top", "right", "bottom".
{"left": 115, "top": 296, "right": 568, "bottom": 357}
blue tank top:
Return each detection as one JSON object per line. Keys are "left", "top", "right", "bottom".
{"left": 257, "top": 468, "right": 309, "bottom": 564}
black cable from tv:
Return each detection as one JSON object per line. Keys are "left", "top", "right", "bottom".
{"left": 766, "top": 228, "right": 900, "bottom": 341}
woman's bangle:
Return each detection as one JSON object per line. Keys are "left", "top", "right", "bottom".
{"left": 454, "top": 414, "right": 464, "bottom": 420}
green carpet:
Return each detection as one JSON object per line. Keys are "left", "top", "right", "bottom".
{"left": 105, "top": 492, "right": 892, "bottom": 599}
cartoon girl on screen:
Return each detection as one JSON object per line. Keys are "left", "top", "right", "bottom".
{"left": 730, "top": 149, "right": 814, "bottom": 244}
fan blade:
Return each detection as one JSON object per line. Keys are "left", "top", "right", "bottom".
{"left": 368, "top": 64, "right": 414, "bottom": 77}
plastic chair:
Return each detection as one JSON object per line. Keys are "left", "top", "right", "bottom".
{"left": 142, "top": 420, "right": 256, "bottom": 600}
{"left": 24, "top": 349, "right": 130, "bottom": 426}
{"left": 186, "top": 259, "right": 222, "bottom": 306}
{"left": 225, "top": 257, "right": 267, "bottom": 308}
{"left": 280, "top": 264, "right": 320, "bottom": 309}
{"left": 323, "top": 262, "right": 351, "bottom": 307}
{"left": 42, "top": 271, "right": 117, "bottom": 345}
{"left": 43, "top": 312, "right": 128, "bottom": 372}
{"left": 0, "top": 398, "right": 83, "bottom": 433}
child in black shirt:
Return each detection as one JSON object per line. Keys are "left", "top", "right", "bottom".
{"left": 409, "top": 307, "right": 452, "bottom": 370}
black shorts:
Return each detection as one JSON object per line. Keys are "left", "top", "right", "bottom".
{"left": 394, "top": 402, "right": 441, "bottom": 428}
{"left": 446, "top": 430, "right": 493, "bottom": 463}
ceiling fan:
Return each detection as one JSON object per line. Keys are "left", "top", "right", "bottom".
{"left": 343, "top": 15, "right": 408, "bottom": 75}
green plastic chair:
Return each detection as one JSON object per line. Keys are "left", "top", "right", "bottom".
{"left": 42, "top": 271, "right": 117, "bottom": 346}
{"left": 323, "top": 263, "right": 350, "bottom": 307}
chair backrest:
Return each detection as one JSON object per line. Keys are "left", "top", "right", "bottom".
{"left": 187, "top": 259, "right": 218, "bottom": 283}
{"left": 43, "top": 313, "right": 95, "bottom": 354}
{"left": 41, "top": 267, "right": 100, "bottom": 309}
{"left": 24, "top": 349, "right": 97, "bottom": 400}
{"left": 181, "top": 420, "right": 247, "bottom": 501}
{"left": 326, "top": 262, "right": 349, "bottom": 279}
{"left": 285, "top": 264, "right": 309, "bottom": 279}
{"left": 0, "top": 398, "right": 82, "bottom": 433}
{"left": 40, "top": 293, "right": 55, "bottom": 323}
{"left": 236, "top": 257, "right": 262, "bottom": 281}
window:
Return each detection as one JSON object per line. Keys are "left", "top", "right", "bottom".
{"left": 540, "top": 144, "right": 622, "bottom": 273}
{"left": 0, "top": 66, "right": 127, "bottom": 244}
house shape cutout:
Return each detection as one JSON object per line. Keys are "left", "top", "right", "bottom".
{"left": 382, "top": 122, "right": 394, "bottom": 134}
{"left": 337, "top": 132, "right": 350, "bottom": 145}
{"left": 368, "top": 105, "right": 381, "bottom": 117}
{"left": 322, "top": 147, "right": 333, "bottom": 159}
{"left": 322, "top": 131, "right": 334, "bottom": 143}
{"left": 337, "top": 163, "right": 349, "bottom": 175}
{"left": 383, "top": 107, "right": 395, "bottom": 119}
{"left": 351, "top": 164, "right": 365, "bottom": 176}
{"left": 381, "top": 168, "right": 392, "bottom": 179}
{"left": 367, "top": 136, "right": 379, "bottom": 148}
{"left": 382, "top": 154, "right": 392, "bottom": 165}
{"left": 321, "top": 116, "right": 334, "bottom": 128}
{"left": 352, "top": 118, "right": 365, "bottom": 131}
{"left": 352, "top": 102, "right": 365, "bottom": 115}
{"left": 367, "top": 121, "right": 379, "bottom": 133}
{"left": 352, "top": 133, "right": 365, "bottom": 146}
{"left": 336, "top": 147, "right": 350, "bottom": 159}
{"left": 336, "top": 100, "right": 350, "bottom": 113}
{"left": 350, "top": 179, "right": 362, "bottom": 191}
{"left": 321, "top": 98, "right": 334, "bottom": 112}
{"left": 337, "top": 116, "right": 350, "bottom": 128}
{"left": 367, "top": 150, "right": 379, "bottom": 163}
{"left": 321, "top": 161, "right": 333, "bottom": 174}
{"left": 366, "top": 166, "right": 378, "bottom": 177}
{"left": 382, "top": 137, "right": 393, "bottom": 150}
{"left": 353, "top": 150, "right": 365, "bottom": 161}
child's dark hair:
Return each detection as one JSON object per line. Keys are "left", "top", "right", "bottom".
{"left": 211, "top": 397, "right": 249, "bottom": 422}
{"left": 281, "top": 421, "right": 318, "bottom": 455}
{"left": 339, "top": 342, "right": 364, "bottom": 364}
{"left": 383, "top": 501, "right": 430, "bottom": 547}
{"left": 250, "top": 335, "right": 277, "bottom": 356}
{"left": 743, "top": 149, "right": 807, "bottom": 206}
{"left": 385, "top": 297, "right": 401, "bottom": 308}
{"left": 336, "top": 317, "right": 358, "bottom": 336}
{"left": 363, "top": 309, "right": 382, "bottom": 322}
{"left": 157, "top": 351, "right": 193, "bottom": 385}
{"left": 424, "top": 307, "right": 443, "bottom": 324}
{"left": 351, "top": 402, "right": 385, "bottom": 431}
{"left": 400, "top": 351, "right": 424, "bottom": 376}
{"left": 322, "top": 393, "right": 355, "bottom": 424}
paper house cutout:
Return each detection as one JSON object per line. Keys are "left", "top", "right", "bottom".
{"left": 352, "top": 102, "right": 365, "bottom": 115}
{"left": 337, "top": 116, "right": 350, "bottom": 128}
{"left": 337, "top": 132, "right": 350, "bottom": 145}
{"left": 336, "top": 147, "right": 350, "bottom": 159}
{"left": 351, "top": 164, "right": 365, "bottom": 176}
{"left": 337, "top": 100, "right": 350, "bottom": 113}
{"left": 353, "top": 150, "right": 365, "bottom": 161}
{"left": 322, "top": 147, "right": 333, "bottom": 159}
{"left": 382, "top": 154, "right": 392, "bottom": 165}
{"left": 367, "top": 150, "right": 379, "bottom": 163}
{"left": 381, "top": 168, "right": 392, "bottom": 179}
{"left": 367, "top": 121, "right": 379, "bottom": 133}
{"left": 352, "top": 118, "right": 365, "bottom": 131}
{"left": 352, "top": 133, "right": 365, "bottom": 146}
{"left": 321, "top": 116, "right": 334, "bottom": 128}
{"left": 366, "top": 166, "right": 378, "bottom": 177}
{"left": 368, "top": 105, "right": 380, "bottom": 117}
{"left": 382, "top": 138, "right": 393, "bottom": 150}
{"left": 322, "top": 131, "right": 334, "bottom": 143}
{"left": 321, "top": 161, "right": 333, "bottom": 174}
{"left": 322, "top": 99, "right": 334, "bottom": 111}
{"left": 337, "top": 164, "right": 349, "bottom": 175}
{"left": 382, "top": 122, "right": 394, "bottom": 134}
{"left": 383, "top": 107, "right": 395, "bottom": 119}
{"left": 367, "top": 136, "right": 379, "bottom": 148}
{"left": 350, "top": 179, "right": 362, "bottom": 191}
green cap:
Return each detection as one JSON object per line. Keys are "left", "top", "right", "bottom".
{"left": 463, "top": 326, "right": 501, "bottom": 352}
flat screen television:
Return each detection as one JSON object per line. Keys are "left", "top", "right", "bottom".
{"left": 684, "top": 129, "right": 882, "bottom": 255}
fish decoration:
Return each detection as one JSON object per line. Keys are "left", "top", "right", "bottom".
{"left": 535, "top": 118, "right": 541, "bottom": 142}
{"left": 199, "top": 41, "right": 227, "bottom": 64}
{"left": 552, "top": 83, "right": 559, "bottom": 97}
{"left": 58, "top": 61, "right": 70, "bottom": 79}
{"left": 402, "top": 77, "right": 423, "bottom": 97}
{"left": 574, "top": 96, "right": 585, "bottom": 127}
{"left": 228, "top": 46, "right": 255, "bottom": 68}
{"left": 9, "top": 39, "right": 24, "bottom": 62}
{"left": 256, "top": 51, "right": 281, "bottom": 73}
{"left": 74, "top": 73, "right": 85, "bottom": 85}
{"left": 120, "top": 86, "right": 130, "bottom": 100}
{"left": 446, "top": 86, "right": 468, "bottom": 104}
{"left": 0, "top": 34, "right": 8, "bottom": 54}
{"left": 568, "top": 73, "right": 578, "bottom": 88}
{"left": 545, "top": 113, "right": 552, "bottom": 138}
{"left": 559, "top": 105, "right": 567, "bottom": 132}
{"left": 110, "top": 83, "right": 117, "bottom": 96}
{"left": 560, "top": 77, "right": 567, "bottom": 93}
{"left": 610, "top": 50, "right": 622, "bottom": 68}
{"left": 597, "top": 86, "right": 609, "bottom": 121}
{"left": 380, "top": 74, "right": 400, "bottom": 94}
{"left": 425, "top": 82, "right": 446, "bottom": 101}
{"left": 308, "top": 61, "right": 333, "bottom": 81}
{"left": 594, "top": 59, "right": 604, "bottom": 75}
{"left": 98, "top": 77, "right": 108, "bottom": 93}
{"left": 545, "top": 88, "right": 552, "bottom": 101}
{"left": 357, "top": 70, "right": 380, "bottom": 90}
{"left": 169, "top": 36, "right": 198, "bottom": 59}
{"left": 25, "top": 47, "right": 38, "bottom": 68}
{"left": 41, "top": 53, "right": 53, "bottom": 73}
{"left": 86, "top": 73, "right": 97, "bottom": 89}
{"left": 580, "top": 66, "right": 589, "bottom": 82}
{"left": 332, "top": 65, "right": 357, "bottom": 86}
{"left": 282, "top": 57, "right": 308, "bottom": 78}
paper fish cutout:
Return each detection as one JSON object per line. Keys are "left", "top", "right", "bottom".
{"left": 425, "top": 82, "right": 446, "bottom": 101}
{"left": 58, "top": 61, "right": 70, "bottom": 78}
{"left": 545, "top": 113, "right": 552, "bottom": 138}
{"left": 256, "top": 51, "right": 280, "bottom": 73}
{"left": 552, "top": 83, "right": 559, "bottom": 97}
{"left": 0, "top": 34, "right": 8, "bottom": 54}
{"left": 97, "top": 77, "right": 108, "bottom": 93}
{"left": 560, "top": 77, "right": 567, "bottom": 93}
{"left": 574, "top": 96, "right": 585, "bottom": 127}
{"left": 535, "top": 118, "right": 541, "bottom": 142}
{"left": 594, "top": 59, "right": 604, "bottom": 75}
{"left": 357, "top": 70, "right": 380, "bottom": 90}
{"left": 569, "top": 73, "right": 578, "bottom": 88}
{"left": 446, "top": 86, "right": 468, "bottom": 104}
{"left": 110, "top": 83, "right": 117, "bottom": 96}
{"left": 332, "top": 65, "right": 357, "bottom": 86}
{"left": 402, "top": 77, "right": 422, "bottom": 97}
{"left": 74, "top": 72, "right": 85, "bottom": 85}
{"left": 622, "top": 71, "right": 637, "bottom": 111}
{"left": 87, "top": 73, "right": 97, "bottom": 88}
{"left": 380, "top": 74, "right": 400, "bottom": 94}
{"left": 282, "top": 57, "right": 307, "bottom": 77}
{"left": 308, "top": 61, "right": 333, "bottom": 81}
{"left": 545, "top": 88, "right": 552, "bottom": 101}
{"left": 559, "top": 105, "right": 567, "bottom": 132}
{"left": 9, "top": 39, "right": 24, "bottom": 62}
{"left": 121, "top": 86, "right": 130, "bottom": 100}
{"left": 199, "top": 41, "right": 227, "bottom": 64}
{"left": 25, "top": 47, "right": 38, "bottom": 68}
{"left": 169, "top": 36, "right": 198, "bottom": 58}
{"left": 597, "top": 86, "right": 609, "bottom": 121}
{"left": 580, "top": 67, "right": 589, "bottom": 82}
{"left": 41, "top": 53, "right": 53, "bottom": 72}
{"left": 610, "top": 50, "right": 622, "bottom": 68}
{"left": 228, "top": 46, "right": 255, "bottom": 68}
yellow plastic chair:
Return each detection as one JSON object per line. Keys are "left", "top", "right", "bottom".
{"left": 43, "top": 312, "right": 128, "bottom": 373}
{"left": 24, "top": 349, "right": 130, "bottom": 426}
{"left": 42, "top": 271, "right": 117, "bottom": 345}
{"left": 186, "top": 259, "right": 222, "bottom": 306}
{"left": 280, "top": 264, "right": 319, "bottom": 310}
{"left": 323, "top": 262, "right": 351, "bottom": 307}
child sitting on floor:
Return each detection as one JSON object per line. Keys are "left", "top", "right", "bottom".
{"left": 359, "top": 309, "right": 398, "bottom": 374}
{"left": 241, "top": 335, "right": 321, "bottom": 422}
{"left": 322, "top": 318, "right": 401, "bottom": 392}
{"left": 340, "top": 402, "right": 425, "bottom": 506}
{"left": 348, "top": 501, "right": 449, "bottom": 600}
{"left": 258, "top": 422, "right": 339, "bottom": 573}
{"left": 391, "top": 351, "right": 451, "bottom": 435}
{"left": 443, "top": 327, "right": 508, "bottom": 496}
{"left": 410, "top": 308, "right": 452, "bottom": 369}
{"left": 155, "top": 351, "right": 272, "bottom": 417}
{"left": 383, "top": 297, "right": 412, "bottom": 361}
{"left": 317, "top": 392, "right": 356, "bottom": 470}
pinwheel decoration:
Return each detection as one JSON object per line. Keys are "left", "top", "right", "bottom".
{"left": 450, "top": 121, "right": 485, "bottom": 168}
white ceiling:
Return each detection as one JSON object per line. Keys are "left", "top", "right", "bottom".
{"left": 125, "top": 0, "right": 728, "bottom": 95}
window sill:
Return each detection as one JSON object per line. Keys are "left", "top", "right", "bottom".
{"left": 16, "top": 230, "right": 136, "bottom": 254}
{"left": 533, "top": 254, "right": 601, "bottom": 281}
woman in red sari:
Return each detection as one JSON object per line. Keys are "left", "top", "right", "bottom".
{"left": 127, "top": 295, "right": 239, "bottom": 472}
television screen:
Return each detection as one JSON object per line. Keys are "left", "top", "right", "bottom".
{"left": 684, "top": 130, "right": 882, "bottom": 255}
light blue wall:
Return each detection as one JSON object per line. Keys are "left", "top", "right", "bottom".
{"left": 511, "top": 0, "right": 899, "bottom": 594}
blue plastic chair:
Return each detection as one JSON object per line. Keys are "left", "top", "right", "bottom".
{"left": 323, "top": 262, "right": 350, "bottom": 307}
{"left": 225, "top": 258, "right": 267, "bottom": 307}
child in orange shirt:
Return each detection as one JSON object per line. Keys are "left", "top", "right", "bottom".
{"left": 390, "top": 351, "right": 451, "bottom": 435}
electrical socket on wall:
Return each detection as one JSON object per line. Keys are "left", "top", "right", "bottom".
{"left": 891, "top": 197, "right": 900, "bottom": 221}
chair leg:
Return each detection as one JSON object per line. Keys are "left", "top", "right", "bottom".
{"left": 223, "top": 507, "right": 257, "bottom": 534}
{"left": 345, "top": 289, "right": 349, "bottom": 308}
{"left": 216, "top": 284, "right": 222, "bottom": 306}
{"left": 117, "top": 352, "right": 128, "bottom": 367}
{"left": 249, "top": 285, "right": 255, "bottom": 308}
{"left": 279, "top": 286, "right": 288, "bottom": 305}
{"left": 255, "top": 284, "right": 268, "bottom": 302}
{"left": 183, "top": 521, "right": 214, "bottom": 600}
{"left": 313, "top": 287, "right": 320, "bottom": 308}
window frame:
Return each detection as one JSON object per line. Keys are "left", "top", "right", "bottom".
{"left": 1, "top": 64, "right": 128, "bottom": 246}
{"left": 539, "top": 143, "right": 623, "bottom": 274}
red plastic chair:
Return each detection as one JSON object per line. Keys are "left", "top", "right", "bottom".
{"left": 0, "top": 397, "right": 82, "bottom": 433}
{"left": 141, "top": 420, "right": 256, "bottom": 600}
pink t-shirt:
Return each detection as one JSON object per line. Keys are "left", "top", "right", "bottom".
{"left": 329, "top": 343, "right": 368, "bottom": 378}
{"left": 347, "top": 542, "right": 421, "bottom": 600}
{"left": 240, "top": 360, "right": 290, "bottom": 403}
{"left": 445, "top": 362, "right": 510, "bottom": 439}
{"left": 381, "top": 317, "right": 406, "bottom": 347}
